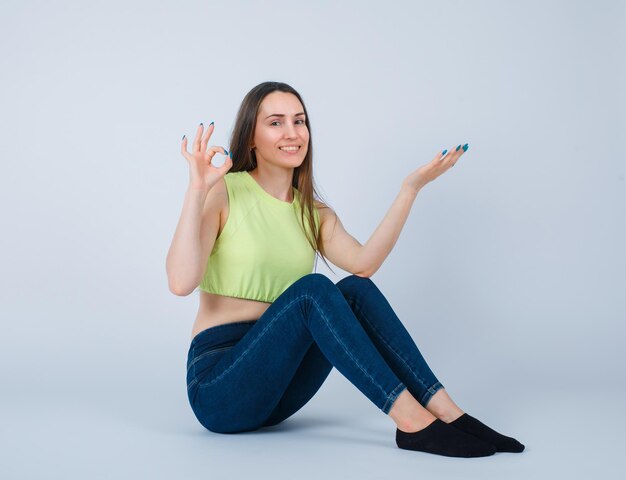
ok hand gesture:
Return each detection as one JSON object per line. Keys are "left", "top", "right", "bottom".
{"left": 181, "top": 122, "right": 233, "bottom": 194}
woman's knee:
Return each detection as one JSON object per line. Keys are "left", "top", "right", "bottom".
{"left": 335, "top": 274, "right": 375, "bottom": 296}
{"left": 296, "top": 272, "right": 337, "bottom": 291}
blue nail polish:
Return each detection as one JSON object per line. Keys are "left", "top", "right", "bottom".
{"left": 462, "top": 143, "right": 469, "bottom": 151}
{"left": 456, "top": 144, "right": 461, "bottom": 151}
{"left": 224, "top": 149, "right": 229, "bottom": 156}
{"left": 210, "top": 121, "right": 214, "bottom": 126}
{"left": 442, "top": 149, "right": 447, "bottom": 155}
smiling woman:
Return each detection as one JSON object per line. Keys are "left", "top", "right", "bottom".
{"left": 165, "top": 81, "right": 524, "bottom": 457}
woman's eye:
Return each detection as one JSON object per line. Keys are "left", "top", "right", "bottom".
{"left": 270, "top": 120, "right": 306, "bottom": 126}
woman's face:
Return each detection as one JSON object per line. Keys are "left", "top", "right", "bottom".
{"left": 252, "top": 91, "right": 309, "bottom": 170}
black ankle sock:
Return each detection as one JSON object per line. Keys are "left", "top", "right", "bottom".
{"left": 396, "top": 419, "right": 496, "bottom": 458}
{"left": 449, "top": 413, "right": 525, "bottom": 453}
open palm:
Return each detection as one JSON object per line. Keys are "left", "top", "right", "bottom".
{"left": 404, "top": 144, "right": 468, "bottom": 190}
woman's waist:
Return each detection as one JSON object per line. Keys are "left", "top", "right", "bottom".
{"left": 191, "top": 291, "right": 271, "bottom": 340}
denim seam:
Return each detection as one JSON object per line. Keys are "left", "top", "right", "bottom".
{"left": 420, "top": 381, "right": 444, "bottom": 406}
{"left": 354, "top": 299, "right": 433, "bottom": 392}
{"left": 197, "top": 294, "right": 309, "bottom": 389}
{"left": 190, "top": 346, "right": 196, "bottom": 379}
{"left": 306, "top": 294, "right": 392, "bottom": 402}
{"left": 187, "top": 343, "right": 237, "bottom": 372}
{"left": 187, "top": 378, "right": 198, "bottom": 390}
{"left": 382, "top": 382, "right": 407, "bottom": 414}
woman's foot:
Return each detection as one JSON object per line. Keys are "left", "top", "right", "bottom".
{"left": 396, "top": 419, "right": 497, "bottom": 457}
{"left": 448, "top": 413, "right": 525, "bottom": 453}
{"left": 389, "top": 389, "right": 496, "bottom": 457}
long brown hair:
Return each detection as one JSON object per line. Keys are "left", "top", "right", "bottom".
{"left": 228, "top": 81, "right": 335, "bottom": 274}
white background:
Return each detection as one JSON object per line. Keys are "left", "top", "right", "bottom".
{"left": 1, "top": 0, "right": 624, "bottom": 478}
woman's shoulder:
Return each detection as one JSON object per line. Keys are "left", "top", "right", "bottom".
{"left": 312, "top": 200, "right": 337, "bottom": 230}
{"left": 313, "top": 200, "right": 331, "bottom": 217}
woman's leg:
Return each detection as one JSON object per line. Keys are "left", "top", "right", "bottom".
{"left": 254, "top": 274, "right": 462, "bottom": 427}
{"left": 259, "top": 341, "right": 333, "bottom": 427}
{"left": 186, "top": 273, "right": 497, "bottom": 457}
{"left": 335, "top": 275, "right": 525, "bottom": 453}
{"left": 187, "top": 273, "right": 410, "bottom": 434}
{"left": 335, "top": 274, "right": 462, "bottom": 420}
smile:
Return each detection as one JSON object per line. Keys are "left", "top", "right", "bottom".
{"left": 279, "top": 146, "right": 301, "bottom": 153}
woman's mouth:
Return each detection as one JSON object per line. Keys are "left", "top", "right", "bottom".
{"left": 278, "top": 146, "right": 301, "bottom": 155}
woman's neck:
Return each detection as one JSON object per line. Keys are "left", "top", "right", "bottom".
{"left": 249, "top": 166, "right": 294, "bottom": 203}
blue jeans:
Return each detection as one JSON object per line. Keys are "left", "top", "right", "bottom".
{"left": 186, "top": 273, "right": 444, "bottom": 433}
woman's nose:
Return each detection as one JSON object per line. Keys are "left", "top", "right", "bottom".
{"left": 284, "top": 122, "right": 298, "bottom": 138}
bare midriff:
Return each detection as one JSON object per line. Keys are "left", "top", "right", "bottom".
{"left": 190, "top": 290, "right": 272, "bottom": 341}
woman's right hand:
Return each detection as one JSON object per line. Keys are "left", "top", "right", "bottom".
{"left": 181, "top": 122, "right": 233, "bottom": 194}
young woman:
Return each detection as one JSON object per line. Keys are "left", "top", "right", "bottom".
{"left": 166, "top": 81, "right": 525, "bottom": 458}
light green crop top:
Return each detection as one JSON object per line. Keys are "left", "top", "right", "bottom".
{"left": 199, "top": 170, "right": 320, "bottom": 303}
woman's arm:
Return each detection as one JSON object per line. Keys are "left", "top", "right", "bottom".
{"left": 166, "top": 188, "right": 207, "bottom": 295}
{"left": 315, "top": 185, "right": 418, "bottom": 277}
{"left": 320, "top": 145, "right": 467, "bottom": 277}
{"left": 166, "top": 182, "right": 224, "bottom": 296}
{"left": 167, "top": 123, "right": 232, "bottom": 296}
{"left": 355, "top": 184, "right": 419, "bottom": 277}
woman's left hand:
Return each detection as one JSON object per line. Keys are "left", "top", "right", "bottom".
{"left": 402, "top": 144, "right": 468, "bottom": 191}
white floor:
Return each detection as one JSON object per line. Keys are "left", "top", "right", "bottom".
{"left": 3, "top": 370, "right": 625, "bottom": 480}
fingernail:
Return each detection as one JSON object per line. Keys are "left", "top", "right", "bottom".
{"left": 462, "top": 143, "right": 469, "bottom": 151}
{"left": 441, "top": 149, "right": 447, "bottom": 156}
{"left": 224, "top": 149, "right": 229, "bottom": 156}
{"left": 456, "top": 144, "right": 461, "bottom": 151}
{"left": 182, "top": 135, "right": 186, "bottom": 140}
{"left": 209, "top": 121, "right": 214, "bottom": 126}
{"left": 200, "top": 122, "right": 203, "bottom": 126}
{"left": 229, "top": 151, "right": 232, "bottom": 158}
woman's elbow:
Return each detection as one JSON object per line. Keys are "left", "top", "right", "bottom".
{"left": 170, "top": 285, "right": 196, "bottom": 296}
{"left": 169, "top": 284, "right": 188, "bottom": 296}
{"left": 168, "top": 276, "right": 198, "bottom": 297}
